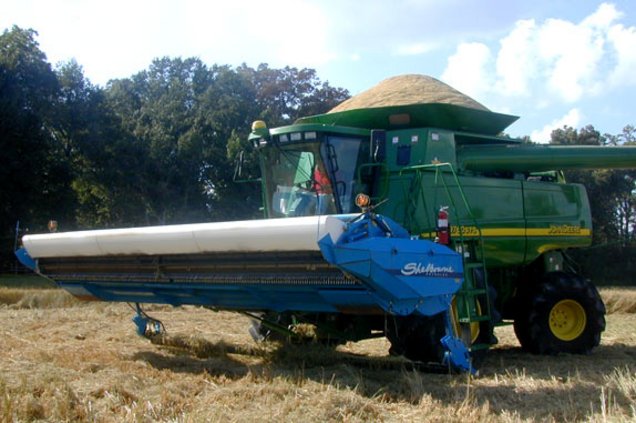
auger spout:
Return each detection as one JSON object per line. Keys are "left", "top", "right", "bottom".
{"left": 457, "top": 144, "right": 636, "bottom": 173}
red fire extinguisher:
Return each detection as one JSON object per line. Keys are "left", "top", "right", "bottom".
{"left": 437, "top": 206, "right": 450, "bottom": 245}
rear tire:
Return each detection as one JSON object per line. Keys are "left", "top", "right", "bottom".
{"left": 514, "top": 272, "right": 605, "bottom": 355}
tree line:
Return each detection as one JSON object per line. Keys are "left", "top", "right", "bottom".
{"left": 1, "top": 26, "right": 635, "bottom": 280}
{"left": 0, "top": 26, "right": 349, "bottom": 269}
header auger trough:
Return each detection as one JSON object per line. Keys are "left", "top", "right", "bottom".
{"left": 16, "top": 75, "right": 636, "bottom": 373}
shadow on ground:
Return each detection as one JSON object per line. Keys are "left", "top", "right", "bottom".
{"left": 131, "top": 334, "right": 636, "bottom": 421}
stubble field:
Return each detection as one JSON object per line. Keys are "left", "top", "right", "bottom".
{"left": 0, "top": 281, "right": 635, "bottom": 422}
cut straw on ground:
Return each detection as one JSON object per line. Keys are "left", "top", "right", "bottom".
{"left": 0, "top": 284, "right": 635, "bottom": 421}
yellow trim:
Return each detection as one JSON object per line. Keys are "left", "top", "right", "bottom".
{"left": 527, "top": 227, "right": 591, "bottom": 236}
{"left": 482, "top": 228, "right": 525, "bottom": 237}
{"left": 422, "top": 226, "right": 591, "bottom": 238}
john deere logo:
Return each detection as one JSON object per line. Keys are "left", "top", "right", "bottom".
{"left": 548, "top": 224, "right": 582, "bottom": 235}
{"left": 401, "top": 262, "right": 456, "bottom": 277}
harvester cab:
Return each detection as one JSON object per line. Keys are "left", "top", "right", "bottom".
{"left": 249, "top": 120, "right": 372, "bottom": 218}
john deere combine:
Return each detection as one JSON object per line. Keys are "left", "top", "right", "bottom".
{"left": 16, "top": 75, "right": 636, "bottom": 372}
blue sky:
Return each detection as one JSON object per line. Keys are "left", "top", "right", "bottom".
{"left": 3, "top": 0, "right": 636, "bottom": 141}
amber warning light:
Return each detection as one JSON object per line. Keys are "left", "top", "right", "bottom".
{"left": 355, "top": 193, "right": 371, "bottom": 209}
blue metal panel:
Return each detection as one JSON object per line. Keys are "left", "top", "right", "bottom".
{"left": 56, "top": 280, "right": 379, "bottom": 313}
{"left": 15, "top": 248, "right": 36, "bottom": 271}
{"left": 318, "top": 212, "right": 464, "bottom": 316}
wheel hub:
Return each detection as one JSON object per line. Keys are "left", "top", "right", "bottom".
{"left": 549, "top": 299, "right": 586, "bottom": 341}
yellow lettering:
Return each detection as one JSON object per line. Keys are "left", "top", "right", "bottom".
{"left": 450, "top": 226, "right": 480, "bottom": 236}
{"left": 547, "top": 224, "right": 582, "bottom": 235}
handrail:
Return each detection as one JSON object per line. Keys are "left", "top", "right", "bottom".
{"left": 398, "top": 162, "right": 482, "bottom": 243}
{"left": 397, "top": 162, "right": 493, "bottom": 338}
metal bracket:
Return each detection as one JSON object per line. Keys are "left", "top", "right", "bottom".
{"left": 132, "top": 303, "right": 164, "bottom": 337}
{"left": 441, "top": 335, "right": 475, "bottom": 375}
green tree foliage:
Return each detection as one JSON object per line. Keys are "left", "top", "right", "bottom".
{"left": 53, "top": 59, "right": 140, "bottom": 227}
{"left": 105, "top": 57, "right": 212, "bottom": 224}
{"left": 607, "top": 126, "right": 636, "bottom": 244}
{"left": 103, "top": 60, "right": 349, "bottom": 224}
{"left": 240, "top": 64, "right": 349, "bottom": 126}
{"left": 0, "top": 27, "right": 73, "bottom": 241}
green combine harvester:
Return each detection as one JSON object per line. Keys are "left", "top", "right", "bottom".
{"left": 17, "top": 75, "right": 636, "bottom": 372}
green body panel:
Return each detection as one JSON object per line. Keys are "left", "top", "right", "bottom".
{"left": 296, "top": 103, "right": 518, "bottom": 135}
{"left": 374, "top": 171, "right": 591, "bottom": 268}
{"left": 458, "top": 144, "right": 636, "bottom": 173}
{"left": 269, "top": 123, "right": 369, "bottom": 138}
{"left": 384, "top": 128, "right": 457, "bottom": 171}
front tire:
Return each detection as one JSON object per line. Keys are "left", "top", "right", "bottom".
{"left": 514, "top": 272, "right": 605, "bottom": 355}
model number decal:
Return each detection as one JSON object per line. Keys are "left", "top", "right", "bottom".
{"left": 450, "top": 226, "right": 480, "bottom": 236}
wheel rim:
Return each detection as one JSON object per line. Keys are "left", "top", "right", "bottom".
{"left": 549, "top": 299, "right": 586, "bottom": 341}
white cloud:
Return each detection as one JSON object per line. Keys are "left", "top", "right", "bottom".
{"left": 530, "top": 108, "right": 582, "bottom": 143}
{"left": 495, "top": 19, "right": 537, "bottom": 96}
{"left": 440, "top": 42, "right": 492, "bottom": 100}
{"left": 536, "top": 16, "right": 606, "bottom": 102}
{"left": 394, "top": 42, "right": 437, "bottom": 56}
{"left": 582, "top": 2, "right": 623, "bottom": 27}
{"left": 2, "top": 0, "right": 338, "bottom": 85}
{"left": 241, "top": 0, "right": 336, "bottom": 67}
{"left": 443, "top": 2, "right": 635, "bottom": 107}
{"left": 607, "top": 23, "right": 636, "bottom": 87}
{"left": 174, "top": 0, "right": 336, "bottom": 70}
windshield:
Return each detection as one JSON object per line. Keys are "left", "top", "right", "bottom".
{"left": 261, "top": 137, "right": 367, "bottom": 218}
{"left": 322, "top": 136, "right": 366, "bottom": 214}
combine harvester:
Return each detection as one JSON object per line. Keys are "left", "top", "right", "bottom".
{"left": 16, "top": 75, "right": 636, "bottom": 373}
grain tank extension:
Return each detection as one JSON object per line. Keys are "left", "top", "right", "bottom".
{"left": 16, "top": 75, "right": 636, "bottom": 372}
